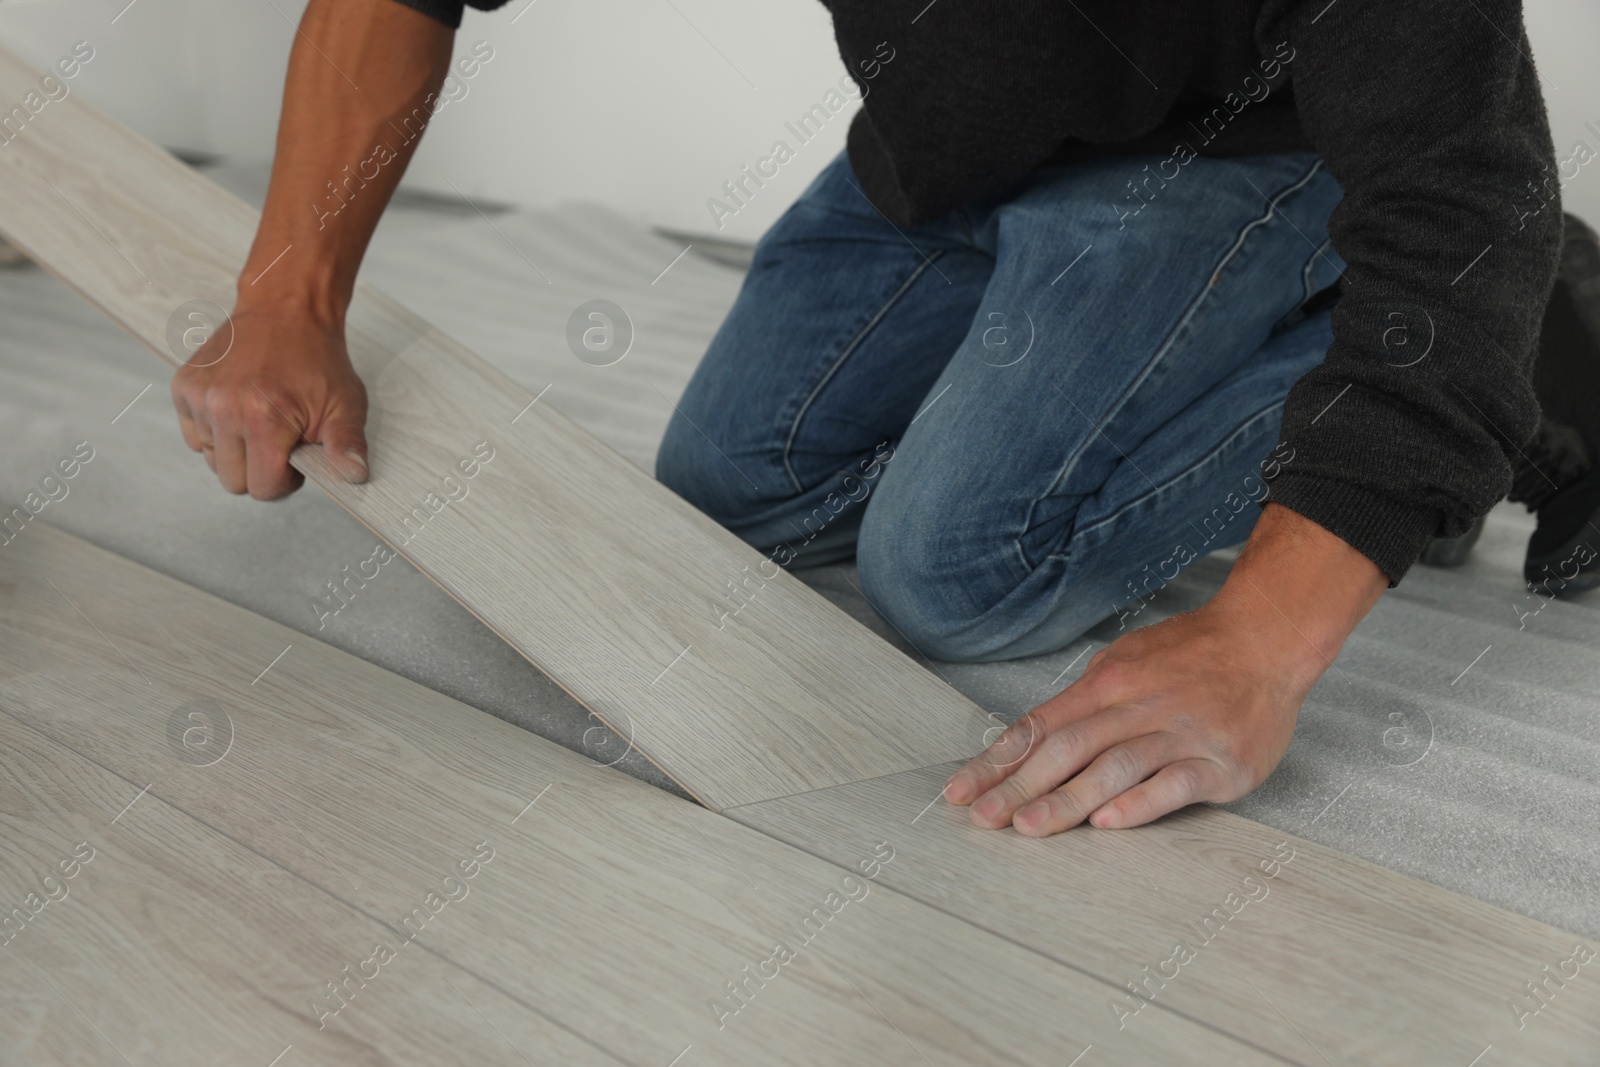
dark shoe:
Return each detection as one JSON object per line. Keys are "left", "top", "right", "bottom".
{"left": 1418, "top": 514, "right": 1484, "bottom": 568}
{"left": 1514, "top": 213, "right": 1600, "bottom": 595}
{"left": 1509, "top": 415, "right": 1593, "bottom": 511}
{"left": 1524, "top": 466, "right": 1600, "bottom": 597}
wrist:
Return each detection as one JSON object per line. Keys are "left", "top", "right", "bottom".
{"left": 234, "top": 236, "right": 350, "bottom": 333}
{"left": 233, "top": 278, "right": 347, "bottom": 334}
{"left": 1210, "top": 503, "right": 1387, "bottom": 686}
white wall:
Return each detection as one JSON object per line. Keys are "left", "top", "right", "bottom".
{"left": 0, "top": 0, "right": 1596, "bottom": 237}
{"left": 1524, "top": 0, "right": 1600, "bottom": 227}
{"left": 0, "top": 0, "right": 853, "bottom": 241}
{"left": 408, "top": 0, "right": 853, "bottom": 240}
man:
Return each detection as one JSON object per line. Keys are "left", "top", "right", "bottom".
{"left": 171, "top": 0, "right": 1566, "bottom": 836}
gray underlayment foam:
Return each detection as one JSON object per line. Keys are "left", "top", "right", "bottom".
{"left": 1, "top": 162, "right": 1594, "bottom": 939}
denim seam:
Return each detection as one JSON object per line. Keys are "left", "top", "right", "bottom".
{"left": 1013, "top": 156, "right": 1330, "bottom": 571}
{"left": 1304, "top": 235, "right": 1334, "bottom": 302}
{"left": 1059, "top": 394, "right": 1292, "bottom": 555}
{"left": 780, "top": 250, "right": 948, "bottom": 493}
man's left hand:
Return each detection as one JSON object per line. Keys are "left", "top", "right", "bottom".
{"left": 941, "top": 502, "right": 1390, "bottom": 834}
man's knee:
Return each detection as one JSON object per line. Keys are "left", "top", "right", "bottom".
{"left": 856, "top": 486, "right": 1014, "bottom": 663}
{"left": 654, "top": 409, "right": 764, "bottom": 525}
{"left": 855, "top": 471, "right": 1132, "bottom": 663}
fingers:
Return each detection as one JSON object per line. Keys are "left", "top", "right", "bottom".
{"left": 245, "top": 420, "right": 306, "bottom": 499}
{"left": 318, "top": 401, "right": 370, "bottom": 484}
{"left": 966, "top": 707, "right": 1138, "bottom": 829}
{"left": 1011, "top": 734, "right": 1173, "bottom": 837}
{"left": 945, "top": 681, "right": 1105, "bottom": 805}
{"left": 1089, "top": 759, "right": 1218, "bottom": 830}
{"left": 179, "top": 383, "right": 306, "bottom": 498}
{"left": 944, "top": 713, "right": 1043, "bottom": 805}
{"left": 171, "top": 387, "right": 207, "bottom": 454}
{"left": 167, "top": 307, "right": 366, "bottom": 499}
{"left": 211, "top": 424, "right": 249, "bottom": 495}
{"left": 241, "top": 388, "right": 312, "bottom": 500}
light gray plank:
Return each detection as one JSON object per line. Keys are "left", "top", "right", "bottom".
{"left": 0, "top": 521, "right": 1282, "bottom": 1066}
{"left": 0, "top": 712, "right": 624, "bottom": 1067}
{"left": 0, "top": 43, "right": 992, "bottom": 811}
{"left": 727, "top": 763, "right": 1600, "bottom": 1066}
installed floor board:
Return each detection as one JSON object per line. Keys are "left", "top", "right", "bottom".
{"left": 727, "top": 764, "right": 1600, "bottom": 1066}
{"left": 5, "top": 157, "right": 1595, "bottom": 935}
{"left": 0, "top": 41, "right": 1587, "bottom": 1067}
{"left": 0, "top": 45, "right": 993, "bottom": 811}
{"left": 0, "top": 712, "right": 623, "bottom": 1067}
{"left": 0, "top": 522, "right": 1283, "bottom": 1066}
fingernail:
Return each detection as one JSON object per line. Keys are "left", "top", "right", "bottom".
{"left": 943, "top": 773, "right": 970, "bottom": 803}
{"left": 973, "top": 793, "right": 1004, "bottom": 822}
{"left": 1014, "top": 802, "right": 1043, "bottom": 833}
{"left": 343, "top": 450, "right": 369, "bottom": 480}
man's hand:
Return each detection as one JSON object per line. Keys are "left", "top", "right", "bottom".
{"left": 167, "top": 0, "right": 453, "bottom": 497}
{"left": 170, "top": 305, "right": 369, "bottom": 499}
{"left": 942, "top": 502, "right": 1390, "bottom": 834}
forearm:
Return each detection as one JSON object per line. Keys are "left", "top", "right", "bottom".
{"left": 1212, "top": 501, "right": 1388, "bottom": 688}
{"left": 240, "top": 0, "right": 453, "bottom": 328}
{"left": 1263, "top": 0, "right": 1561, "bottom": 582}
{"left": 948, "top": 501, "right": 1390, "bottom": 833}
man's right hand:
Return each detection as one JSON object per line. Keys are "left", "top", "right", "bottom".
{"left": 168, "top": 0, "right": 454, "bottom": 498}
{"left": 170, "top": 305, "right": 369, "bottom": 499}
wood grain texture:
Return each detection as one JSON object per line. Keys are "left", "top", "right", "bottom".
{"left": 0, "top": 45, "right": 993, "bottom": 811}
{"left": 727, "top": 764, "right": 1600, "bottom": 1066}
{"left": 5, "top": 45, "right": 1589, "bottom": 1067}
{"left": 0, "top": 522, "right": 1284, "bottom": 1066}
{"left": 0, "top": 713, "right": 623, "bottom": 1066}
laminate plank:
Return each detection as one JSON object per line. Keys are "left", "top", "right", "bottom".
{"left": 0, "top": 521, "right": 1285, "bottom": 1065}
{"left": 0, "top": 44, "right": 993, "bottom": 811}
{"left": 6, "top": 44, "right": 1584, "bottom": 1067}
{"left": 0, "top": 713, "right": 624, "bottom": 1066}
{"left": 727, "top": 764, "right": 1600, "bottom": 1066}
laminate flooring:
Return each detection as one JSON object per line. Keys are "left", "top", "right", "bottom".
{"left": 0, "top": 45, "right": 994, "bottom": 812}
{"left": 0, "top": 709, "right": 624, "bottom": 1067}
{"left": 728, "top": 764, "right": 1600, "bottom": 1066}
{"left": 4, "top": 156, "right": 1595, "bottom": 942}
{"left": 0, "top": 521, "right": 1281, "bottom": 1067}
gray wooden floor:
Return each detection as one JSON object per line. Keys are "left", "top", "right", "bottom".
{"left": 0, "top": 50, "right": 1596, "bottom": 1062}
{"left": 3, "top": 523, "right": 1303, "bottom": 1066}
{"left": 3, "top": 156, "right": 1595, "bottom": 937}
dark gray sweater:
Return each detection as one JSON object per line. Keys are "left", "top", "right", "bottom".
{"left": 397, "top": 0, "right": 1563, "bottom": 585}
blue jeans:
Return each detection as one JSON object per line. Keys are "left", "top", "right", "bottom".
{"left": 657, "top": 149, "right": 1346, "bottom": 662}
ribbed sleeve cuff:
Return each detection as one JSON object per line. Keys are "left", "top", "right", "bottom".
{"left": 1264, "top": 472, "right": 1443, "bottom": 588}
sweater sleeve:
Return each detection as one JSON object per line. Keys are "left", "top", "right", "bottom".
{"left": 387, "top": 0, "right": 510, "bottom": 29}
{"left": 1258, "top": 0, "right": 1562, "bottom": 585}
